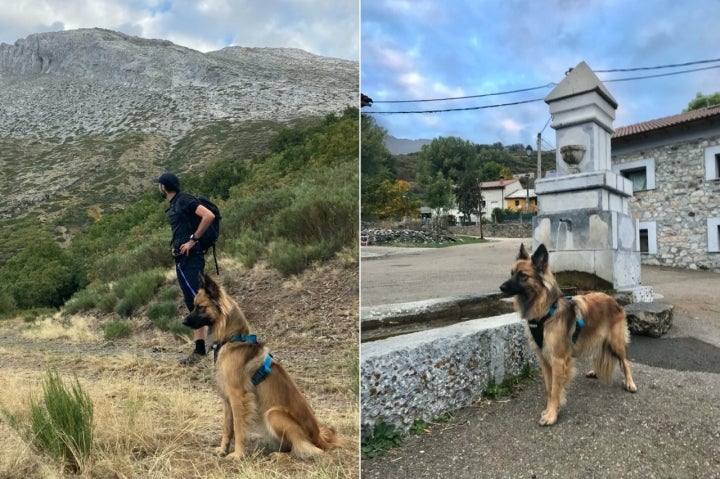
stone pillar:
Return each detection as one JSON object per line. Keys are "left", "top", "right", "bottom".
{"left": 532, "top": 62, "right": 650, "bottom": 300}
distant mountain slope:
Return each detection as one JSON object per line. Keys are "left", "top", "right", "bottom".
{"left": 0, "top": 28, "right": 357, "bottom": 232}
{"left": 0, "top": 28, "right": 357, "bottom": 141}
{"left": 384, "top": 135, "right": 432, "bottom": 155}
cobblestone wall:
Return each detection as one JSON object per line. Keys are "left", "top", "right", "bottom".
{"left": 614, "top": 136, "right": 720, "bottom": 272}
{"left": 361, "top": 313, "right": 535, "bottom": 436}
{"left": 450, "top": 222, "right": 532, "bottom": 238}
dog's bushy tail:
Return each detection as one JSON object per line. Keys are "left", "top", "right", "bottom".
{"left": 592, "top": 341, "right": 619, "bottom": 383}
{"left": 317, "top": 425, "right": 342, "bottom": 450}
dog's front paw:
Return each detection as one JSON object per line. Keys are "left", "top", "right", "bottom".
{"left": 624, "top": 381, "right": 638, "bottom": 393}
{"left": 226, "top": 451, "right": 245, "bottom": 460}
{"left": 215, "top": 446, "right": 228, "bottom": 457}
{"left": 539, "top": 410, "right": 558, "bottom": 426}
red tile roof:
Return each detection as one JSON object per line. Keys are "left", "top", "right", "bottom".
{"left": 613, "top": 104, "right": 720, "bottom": 138}
{"left": 481, "top": 178, "right": 519, "bottom": 189}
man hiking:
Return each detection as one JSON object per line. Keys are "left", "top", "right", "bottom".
{"left": 155, "top": 172, "right": 216, "bottom": 366}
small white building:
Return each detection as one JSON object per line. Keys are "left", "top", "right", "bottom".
{"left": 480, "top": 178, "right": 521, "bottom": 219}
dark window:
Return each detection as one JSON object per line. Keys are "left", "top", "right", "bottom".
{"left": 623, "top": 168, "right": 647, "bottom": 191}
{"left": 715, "top": 153, "right": 720, "bottom": 179}
{"left": 639, "top": 229, "right": 649, "bottom": 254}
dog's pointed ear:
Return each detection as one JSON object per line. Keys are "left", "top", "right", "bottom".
{"left": 531, "top": 244, "right": 549, "bottom": 272}
{"left": 518, "top": 243, "right": 530, "bottom": 260}
{"left": 200, "top": 274, "right": 219, "bottom": 298}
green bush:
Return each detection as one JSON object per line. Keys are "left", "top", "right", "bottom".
{"left": 3, "top": 369, "right": 94, "bottom": 472}
{"left": 157, "top": 286, "right": 181, "bottom": 302}
{"left": 102, "top": 320, "right": 133, "bottom": 340}
{"left": 228, "top": 230, "right": 266, "bottom": 268}
{"left": 146, "top": 301, "right": 178, "bottom": 331}
{"left": 0, "top": 290, "right": 17, "bottom": 318}
{"left": 63, "top": 284, "right": 112, "bottom": 315}
{"left": 0, "top": 233, "right": 78, "bottom": 309}
{"left": 96, "top": 292, "right": 118, "bottom": 313}
{"left": 268, "top": 239, "right": 306, "bottom": 276}
{"left": 113, "top": 269, "right": 167, "bottom": 317}
{"left": 90, "top": 235, "right": 171, "bottom": 283}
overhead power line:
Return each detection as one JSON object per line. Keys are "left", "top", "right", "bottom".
{"left": 364, "top": 97, "right": 545, "bottom": 115}
{"left": 601, "top": 64, "right": 720, "bottom": 83}
{"left": 365, "top": 58, "right": 720, "bottom": 111}
{"left": 372, "top": 83, "right": 555, "bottom": 103}
{"left": 594, "top": 58, "right": 720, "bottom": 73}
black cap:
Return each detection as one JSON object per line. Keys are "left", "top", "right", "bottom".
{"left": 154, "top": 172, "right": 180, "bottom": 191}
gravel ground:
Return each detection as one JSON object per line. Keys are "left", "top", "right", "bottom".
{"left": 360, "top": 239, "right": 720, "bottom": 478}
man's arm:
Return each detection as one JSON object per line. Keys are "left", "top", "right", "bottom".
{"left": 179, "top": 205, "right": 215, "bottom": 255}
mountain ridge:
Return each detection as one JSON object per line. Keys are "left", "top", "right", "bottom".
{"left": 0, "top": 28, "right": 357, "bottom": 141}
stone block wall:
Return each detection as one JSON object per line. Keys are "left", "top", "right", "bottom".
{"left": 613, "top": 137, "right": 720, "bottom": 272}
{"left": 450, "top": 222, "right": 532, "bottom": 238}
{"left": 361, "top": 313, "right": 536, "bottom": 436}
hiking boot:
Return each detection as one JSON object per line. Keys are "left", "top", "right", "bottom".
{"left": 179, "top": 351, "right": 205, "bottom": 366}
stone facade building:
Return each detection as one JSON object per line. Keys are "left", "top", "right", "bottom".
{"left": 612, "top": 104, "right": 720, "bottom": 272}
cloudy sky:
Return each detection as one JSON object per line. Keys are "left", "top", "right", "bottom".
{"left": 362, "top": 0, "right": 720, "bottom": 148}
{"left": 0, "top": 0, "right": 359, "bottom": 60}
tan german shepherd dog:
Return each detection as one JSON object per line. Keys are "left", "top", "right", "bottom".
{"left": 183, "top": 274, "right": 341, "bottom": 459}
{"left": 500, "top": 243, "right": 637, "bottom": 426}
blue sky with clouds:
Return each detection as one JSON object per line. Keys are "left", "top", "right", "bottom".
{"left": 0, "top": 0, "right": 359, "bottom": 60}
{"left": 361, "top": 0, "right": 720, "bottom": 147}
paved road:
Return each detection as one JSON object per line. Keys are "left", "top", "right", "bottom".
{"left": 361, "top": 239, "right": 720, "bottom": 478}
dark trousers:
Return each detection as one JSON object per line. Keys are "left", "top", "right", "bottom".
{"left": 175, "top": 254, "right": 205, "bottom": 312}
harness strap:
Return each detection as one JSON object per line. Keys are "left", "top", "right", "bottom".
{"left": 211, "top": 245, "right": 220, "bottom": 275}
{"left": 527, "top": 296, "right": 585, "bottom": 348}
{"left": 211, "top": 335, "right": 273, "bottom": 386}
{"left": 251, "top": 354, "right": 273, "bottom": 386}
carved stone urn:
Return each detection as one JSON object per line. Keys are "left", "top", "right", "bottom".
{"left": 560, "top": 144, "right": 586, "bottom": 174}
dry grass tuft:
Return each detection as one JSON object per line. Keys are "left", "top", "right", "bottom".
{"left": 20, "top": 313, "right": 100, "bottom": 343}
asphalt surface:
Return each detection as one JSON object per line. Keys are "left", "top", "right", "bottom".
{"left": 360, "top": 239, "right": 720, "bottom": 478}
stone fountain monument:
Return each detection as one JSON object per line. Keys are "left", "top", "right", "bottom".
{"left": 533, "top": 61, "right": 652, "bottom": 301}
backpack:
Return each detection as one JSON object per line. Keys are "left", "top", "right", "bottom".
{"left": 192, "top": 195, "right": 222, "bottom": 274}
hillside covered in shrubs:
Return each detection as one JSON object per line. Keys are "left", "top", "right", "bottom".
{"left": 0, "top": 108, "right": 359, "bottom": 315}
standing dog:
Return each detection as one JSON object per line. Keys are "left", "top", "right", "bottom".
{"left": 499, "top": 243, "right": 637, "bottom": 426}
{"left": 183, "top": 274, "right": 341, "bottom": 459}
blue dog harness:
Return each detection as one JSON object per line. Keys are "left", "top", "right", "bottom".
{"left": 527, "top": 296, "right": 585, "bottom": 348}
{"left": 212, "top": 334, "right": 273, "bottom": 386}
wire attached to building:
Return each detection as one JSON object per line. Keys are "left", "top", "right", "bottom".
{"left": 364, "top": 58, "right": 720, "bottom": 115}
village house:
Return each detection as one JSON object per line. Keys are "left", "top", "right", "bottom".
{"left": 505, "top": 187, "right": 537, "bottom": 214}
{"left": 480, "top": 178, "right": 521, "bottom": 219}
{"left": 611, "top": 104, "right": 720, "bottom": 272}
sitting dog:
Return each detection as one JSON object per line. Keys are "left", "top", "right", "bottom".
{"left": 183, "top": 274, "right": 341, "bottom": 458}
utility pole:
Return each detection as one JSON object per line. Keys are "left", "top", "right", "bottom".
{"left": 477, "top": 179, "right": 484, "bottom": 239}
{"left": 536, "top": 132, "right": 542, "bottom": 180}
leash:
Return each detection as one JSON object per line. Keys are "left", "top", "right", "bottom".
{"left": 212, "top": 334, "right": 273, "bottom": 386}
{"left": 527, "top": 296, "right": 585, "bottom": 348}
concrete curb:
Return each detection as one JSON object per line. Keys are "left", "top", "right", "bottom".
{"left": 361, "top": 294, "right": 514, "bottom": 340}
{"left": 360, "top": 312, "right": 536, "bottom": 436}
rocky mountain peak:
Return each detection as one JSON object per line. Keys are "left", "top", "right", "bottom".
{"left": 0, "top": 28, "right": 358, "bottom": 140}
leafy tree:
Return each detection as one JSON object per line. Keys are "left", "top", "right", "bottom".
{"left": 416, "top": 136, "right": 478, "bottom": 185}
{"left": 424, "top": 172, "right": 455, "bottom": 215}
{"left": 374, "top": 179, "right": 417, "bottom": 219}
{"left": 685, "top": 92, "right": 720, "bottom": 111}
{"left": 361, "top": 115, "right": 397, "bottom": 220}
{"left": 455, "top": 175, "right": 482, "bottom": 225}
{"left": 479, "top": 161, "right": 513, "bottom": 181}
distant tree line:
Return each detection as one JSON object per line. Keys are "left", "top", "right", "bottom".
{"left": 361, "top": 114, "right": 550, "bottom": 222}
